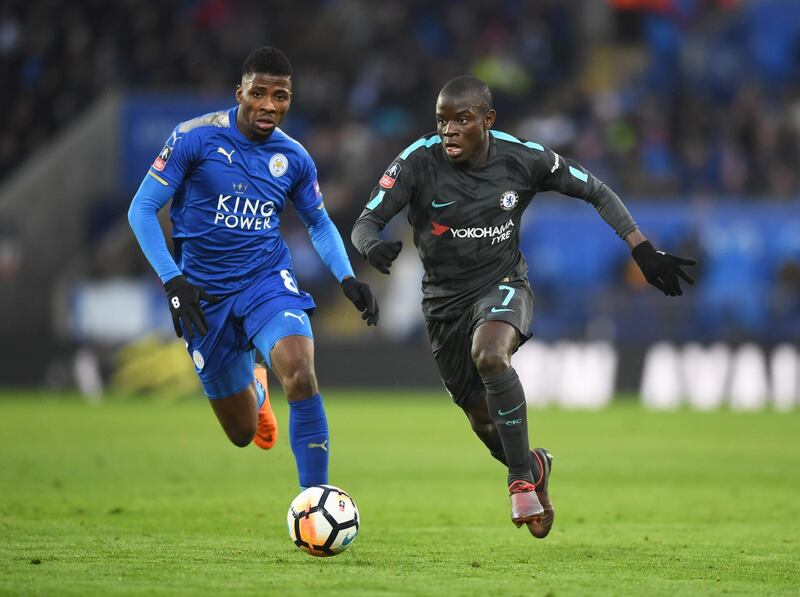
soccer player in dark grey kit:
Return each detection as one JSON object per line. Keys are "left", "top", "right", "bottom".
{"left": 351, "top": 76, "right": 695, "bottom": 538}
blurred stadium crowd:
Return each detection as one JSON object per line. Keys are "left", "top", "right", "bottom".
{"left": 3, "top": 0, "right": 800, "bottom": 198}
{"left": 1, "top": 0, "right": 799, "bottom": 386}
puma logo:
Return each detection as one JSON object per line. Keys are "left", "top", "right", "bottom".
{"left": 217, "top": 146, "right": 235, "bottom": 163}
{"left": 308, "top": 440, "right": 328, "bottom": 451}
{"left": 284, "top": 312, "right": 307, "bottom": 323}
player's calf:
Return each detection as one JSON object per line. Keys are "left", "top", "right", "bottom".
{"left": 208, "top": 374, "right": 260, "bottom": 448}
{"left": 472, "top": 323, "right": 534, "bottom": 483}
{"left": 268, "top": 336, "right": 329, "bottom": 488}
{"left": 223, "top": 423, "right": 257, "bottom": 447}
{"left": 480, "top": 367, "right": 534, "bottom": 484}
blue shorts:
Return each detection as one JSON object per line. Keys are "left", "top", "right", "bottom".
{"left": 182, "top": 268, "right": 316, "bottom": 399}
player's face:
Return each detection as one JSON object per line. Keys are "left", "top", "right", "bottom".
{"left": 235, "top": 73, "right": 292, "bottom": 140}
{"left": 435, "top": 94, "right": 495, "bottom": 165}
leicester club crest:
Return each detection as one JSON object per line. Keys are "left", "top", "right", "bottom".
{"left": 269, "top": 153, "right": 288, "bottom": 177}
{"left": 499, "top": 190, "right": 519, "bottom": 211}
{"left": 192, "top": 350, "right": 205, "bottom": 370}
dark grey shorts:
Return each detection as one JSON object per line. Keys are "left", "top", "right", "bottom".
{"left": 426, "top": 277, "right": 534, "bottom": 410}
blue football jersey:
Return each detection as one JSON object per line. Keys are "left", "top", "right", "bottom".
{"left": 149, "top": 106, "right": 323, "bottom": 294}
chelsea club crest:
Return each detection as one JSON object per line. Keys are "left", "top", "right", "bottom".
{"left": 499, "top": 190, "right": 519, "bottom": 211}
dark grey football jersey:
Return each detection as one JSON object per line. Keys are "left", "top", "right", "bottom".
{"left": 352, "top": 130, "right": 638, "bottom": 321}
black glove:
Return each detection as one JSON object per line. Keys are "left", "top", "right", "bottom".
{"left": 341, "top": 277, "right": 379, "bottom": 326}
{"left": 366, "top": 240, "right": 402, "bottom": 274}
{"left": 164, "top": 275, "right": 221, "bottom": 338}
{"left": 632, "top": 241, "right": 697, "bottom": 297}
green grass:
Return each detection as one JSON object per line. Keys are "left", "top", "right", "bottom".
{"left": 0, "top": 392, "right": 798, "bottom": 596}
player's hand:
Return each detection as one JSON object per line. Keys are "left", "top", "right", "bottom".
{"left": 632, "top": 241, "right": 697, "bottom": 297}
{"left": 341, "top": 277, "right": 379, "bottom": 326}
{"left": 366, "top": 240, "right": 402, "bottom": 274}
{"left": 163, "top": 275, "right": 221, "bottom": 338}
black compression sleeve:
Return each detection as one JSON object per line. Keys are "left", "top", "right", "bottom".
{"left": 350, "top": 212, "right": 386, "bottom": 258}
{"left": 584, "top": 182, "right": 639, "bottom": 240}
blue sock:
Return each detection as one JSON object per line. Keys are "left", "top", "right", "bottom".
{"left": 254, "top": 377, "right": 266, "bottom": 410}
{"left": 289, "top": 393, "right": 329, "bottom": 488}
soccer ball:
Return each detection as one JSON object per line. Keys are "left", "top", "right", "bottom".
{"left": 287, "top": 484, "right": 359, "bottom": 557}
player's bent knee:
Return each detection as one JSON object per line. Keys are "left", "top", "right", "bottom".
{"left": 282, "top": 366, "right": 318, "bottom": 400}
{"left": 472, "top": 348, "right": 510, "bottom": 378}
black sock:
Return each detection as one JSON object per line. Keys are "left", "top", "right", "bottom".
{"left": 488, "top": 447, "right": 542, "bottom": 485}
{"left": 482, "top": 367, "right": 534, "bottom": 485}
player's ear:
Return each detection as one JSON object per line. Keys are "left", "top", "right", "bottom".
{"left": 235, "top": 84, "right": 243, "bottom": 104}
{"left": 484, "top": 109, "right": 496, "bottom": 130}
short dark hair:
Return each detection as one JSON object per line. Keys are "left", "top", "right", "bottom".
{"left": 242, "top": 47, "right": 292, "bottom": 78}
{"left": 439, "top": 76, "right": 493, "bottom": 114}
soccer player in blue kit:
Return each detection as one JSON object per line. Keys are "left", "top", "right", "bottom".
{"left": 128, "top": 47, "right": 379, "bottom": 490}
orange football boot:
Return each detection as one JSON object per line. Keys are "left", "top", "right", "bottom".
{"left": 253, "top": 364, "right": 278, "bottom": 449}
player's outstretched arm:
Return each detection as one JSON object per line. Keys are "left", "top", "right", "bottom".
{"left": 127, "top": 174, "right": 183, "bottom": 283}
{"left": 351, "top": 152, "right": 415, "bottom": 275}
{"left": 128, "top": 174, "right": 220, "bottom": 338}
{"left": 535, "top": 149, "right": 697, "bottom": 297}
{"left": 296, "top": 204, "right": 380, "bottom": 325}
{"left": 626, "top": 230, "right": 697, "bottom": 297}
{"left": 351, "top": 215, "right": 403, "bottom": 275}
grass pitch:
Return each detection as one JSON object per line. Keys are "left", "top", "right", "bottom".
{"left": 0, "top": 391, "right": 798, "bottom": 596}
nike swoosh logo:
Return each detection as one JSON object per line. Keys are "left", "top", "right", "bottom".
{"left": 491, "top": 307, "right": 514, "bottom": 313}
{"left": 431, "top": 200, "right": 455, "bottom": 208}
{"left": 341, "top": 532, "right": 355, "bottom": 546}
{"left": 498, "top": 402, "right": 525, "bottom": 416}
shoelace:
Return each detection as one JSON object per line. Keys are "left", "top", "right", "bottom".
{"left": 508, "top": 480, "right": 536, "bottom": 494}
